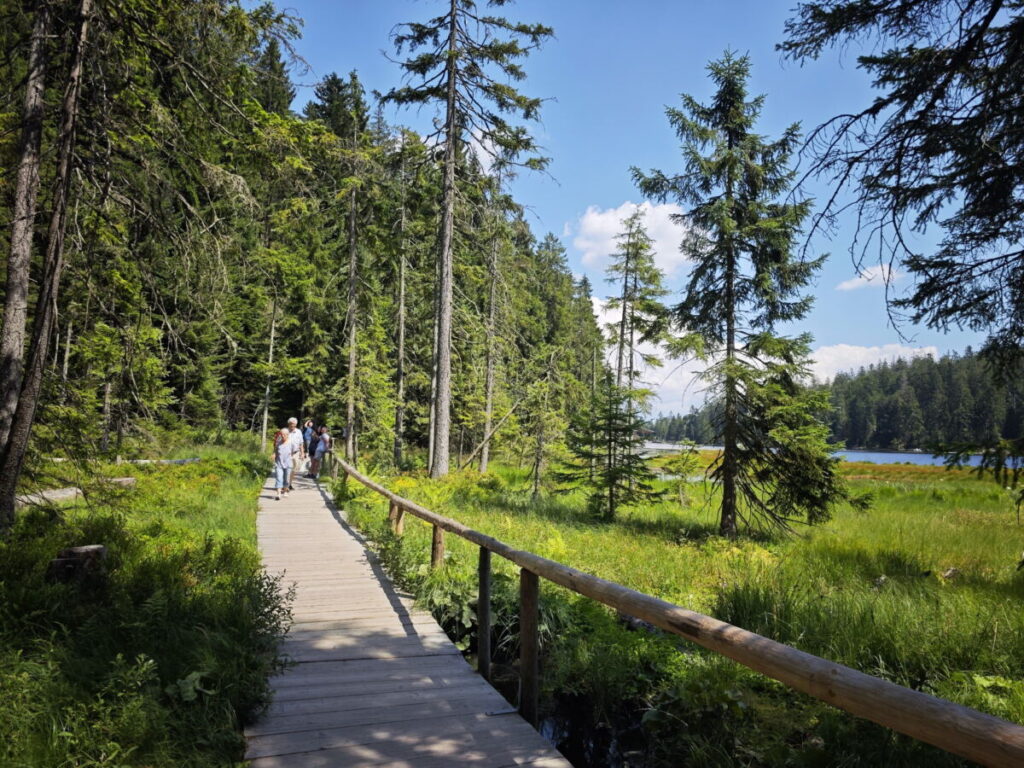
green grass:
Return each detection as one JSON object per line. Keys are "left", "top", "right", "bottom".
{"left": 0, "top": 443, "right": 289, "bottom": 767}
{"left": 334, "top": 460, "right": 1024, "bottom": 767}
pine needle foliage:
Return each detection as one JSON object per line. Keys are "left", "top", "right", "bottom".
{"left": 558, "top": 370, "right": 661, "bottom": 521}
{"left": 634, "top": 52, "right": 847, "bottom": 535}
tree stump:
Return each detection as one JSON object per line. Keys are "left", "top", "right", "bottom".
{"left": 47, "top": 544, "right": 107, "bottom": 584}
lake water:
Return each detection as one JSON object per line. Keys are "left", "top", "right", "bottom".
{"left": 644, "top": 442, "right": 983, "bottom": 468}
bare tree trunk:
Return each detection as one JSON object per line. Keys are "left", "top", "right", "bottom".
{"left": 345, "top": 183, "right": 358, "bottom": 464}
{"left": 429, "top": 0, "right": 458, "bottom": 479}
{"left": 393, "top": 151, "right": 408, "bottom": 468}
{"left": 589, "top": 344, "right": 597, "bottom": 482}
{"left": 614, "top": 228, "right": 632, "bottom": 389}
{"left": 459, "top": 397, "right": 522, "bottom": 470}
{"left": 260, "top": 294, "right": 277, "bottom": 452}
{"left": 62, "top": 319, "right": 72, "bottom": 381}
{"left": 427, "top": 242, "right": 440, "bottom": 473}
{"left": 101, "top": 380, "right": 111, "bottom": 452}
{"left": 394, "top": 253, "right": 406, "bottom": 467}
{"left": 0, "top": 4, "right": 53, "bottom": 446}
{"left": 480, "top": 234, "right": 498, "bottom": 473}
{"left": 0, "top": 0, "right": 93, "bottom": 530}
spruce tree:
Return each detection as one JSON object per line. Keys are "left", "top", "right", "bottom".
{"left": 384, "top": 0, "right": 552, "bottom": 478}
{"left": 559, "top": 369, "right": 660, "bottom": 520}
{"left": 254, "top": 38, "right": 295, "bottom": 116}
{"left": 634, "top": 52, "right": 845, "bottom": 536}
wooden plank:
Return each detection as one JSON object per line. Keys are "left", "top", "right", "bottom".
{"left": 246, "top": 473, "right": 569, "bottom": 767}
{"left": 247, "top": 712, "right": 548, "bottom": 760}
{"left": 266, "top": 678, "right": 493, "bottom": 712}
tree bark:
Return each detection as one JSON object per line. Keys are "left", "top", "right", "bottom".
{"left": 345, "top": 181, "right": 358, "bottom": 464}
{"left": 61, "top": 318, "right": 72, "bottom": 381}
{"left": 0, "top": 3, "right": 53, "bottom": 446}
{"left": 101, "top": 381, "right": 111, "bottom": 452}
{"left": 429, "top": 0, "right": 458, "bottom": 479}
{"left": 480, "top": 231, "right": 499, "bottom": 473}
{"left": 0, "top": 0, "right": 93, "bottom": 531}
{"left": 260, "top": 293, "right": 277, "bottom": 452}
{"left": 393, "top": 151, "right": 408, "bottom": 468}
{"left": 394, "top": 251, "right": 406, "bottom": 467}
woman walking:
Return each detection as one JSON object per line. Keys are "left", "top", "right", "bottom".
{"left": 309, "top": 425, "right": 331, "bottom": 479}
{"left": 271, "top": 427, "right": 293, "bottom": 500}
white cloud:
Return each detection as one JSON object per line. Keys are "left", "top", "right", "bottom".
{"left": 571, "top": 200, "right": 687, "bottom": 276}
{"left": 835, "top": 264, "right": 901, "bottom": 291}
{"left": 591, "top": 296, "right": 707, "bottom": 411}
{"left": 810, "top": 343, "right": 937, "bottom": 382}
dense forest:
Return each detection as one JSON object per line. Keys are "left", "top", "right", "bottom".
{"left": 0, "top": 0, "right": 607, "bottom": 523}
{"left": 649, "top": 350, "right": 1024, "bottom": 451}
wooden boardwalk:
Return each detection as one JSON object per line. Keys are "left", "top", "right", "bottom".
{"left": 245, "top": 473, "right": 571, "bottom": 768}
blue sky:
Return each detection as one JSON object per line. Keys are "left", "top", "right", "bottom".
{"left": 277, "top": 0, "right": 983, "bottom": 411}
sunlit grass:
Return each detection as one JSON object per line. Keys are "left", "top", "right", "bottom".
{"left": 336, "top": 458, "right": 1024, "bottom": 766}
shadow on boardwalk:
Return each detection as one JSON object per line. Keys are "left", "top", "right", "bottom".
{"left": 245, "top": 474, "right": 569, "bottom": 768}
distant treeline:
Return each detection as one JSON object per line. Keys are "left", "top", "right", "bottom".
{"left": 649, "top": 350, "right": 1024, "bottom": 450}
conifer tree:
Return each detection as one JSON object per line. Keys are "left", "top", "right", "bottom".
{"left": 384, "top": 0, "right": 552, "bottom": 478}
{"left": 559, "top": 370, "right": 660, "bottom": 520}
{"left": 254, "top": 38, "right": 295, "bottom": 116}
{"left": 559, "top": 212, "right": 665, "bottom": 520}
{"left": 634, "top": 53, "right": 845, "bottom": 535}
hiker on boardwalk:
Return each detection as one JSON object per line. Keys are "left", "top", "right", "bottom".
{"left": 287, "top": 417, "right": 305, "bottom": 489}
{"left": 308, "top": 425, "right": 331, "bottom": 479}
{"left": 302, "top": 418, "right": 315, "bottom": 454}
{"left": 271, "top": 428, "right": 293, "bottom": 500}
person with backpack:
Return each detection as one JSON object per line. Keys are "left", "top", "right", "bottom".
{"left": 309, "top": 425, "right": 331, "bottom": 479}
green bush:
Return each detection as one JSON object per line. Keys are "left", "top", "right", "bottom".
{"left": 0, "top": 453, "right": 289, "bottom": 767}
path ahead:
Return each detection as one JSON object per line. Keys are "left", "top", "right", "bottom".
{"left": 245, "top": 474, "right": 571, "bottom": 768}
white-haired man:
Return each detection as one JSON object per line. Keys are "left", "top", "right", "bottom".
{"left": 286, "top": 417, "right": 305, "bottom": 491}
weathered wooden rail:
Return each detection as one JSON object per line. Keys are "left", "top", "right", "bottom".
{"left": 336, "top": 457, "right": 1024, "bottom": 768}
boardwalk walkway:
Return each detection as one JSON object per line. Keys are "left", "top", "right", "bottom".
{"left": 245, "top": 474, "right": 571, "bottom": 768}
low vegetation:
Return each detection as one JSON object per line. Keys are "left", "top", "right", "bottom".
{"left": 0, "top": 445, "right": 290, "bottom": 767}
{"left": 335, "top": 460, "right": 1024, "bottom": 767}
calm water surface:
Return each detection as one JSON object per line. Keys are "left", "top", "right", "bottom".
{"left": 644, "top": 442, "right": 982, "bottom": 467}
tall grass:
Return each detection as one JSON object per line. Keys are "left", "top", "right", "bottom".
{"left": 0, "top": 447, "right": 289, "bottom": 767}
{"left": 335, "top": 462, "right": 1024, "bottom": 767}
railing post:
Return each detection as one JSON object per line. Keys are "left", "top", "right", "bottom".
{"left": 478, "top": 547, "right": 491, "bottom": 681}
{"left": 431, "top": 524, "right": 445, "bottom": 568}
{"left": 394, "top": 505, "right": 405, "bottom": 536}
{"left": 388, "top": 500, "right": 398, "bottom": 531}
{"left": 519, "top": 568, "right": 539, "bottom": 726}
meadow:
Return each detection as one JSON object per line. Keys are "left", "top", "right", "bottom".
{"left": 0, "top": 443, "right": 290, "bottom": 767}
{"left": 336, "top": 458, "right": 1024, "bottom": 767}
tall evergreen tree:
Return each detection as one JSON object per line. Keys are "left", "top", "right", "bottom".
{"left": 384, "top": 0, "right": 552, "bottom": 478}
{"left": 634, "top": 53, "right": 844, "bottom": 535}
{"left": 254, "top": 38, "right": 295, "bottom": 116}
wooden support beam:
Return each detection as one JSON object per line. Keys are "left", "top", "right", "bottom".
{"left": 388, "top": 500, "right": 398, "bottom": 532}
{"left": 431, "top": 524, "right": 445, "bottom": 568}
{"left": 478, "top": 547, "right": 491, "bottom": 681}
{"left": 519, "top": 568, "right": 539, "bottom": 726}
{"left": 394, "top": 505, "right": 405, "bottom": 536}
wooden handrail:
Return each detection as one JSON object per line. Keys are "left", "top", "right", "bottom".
{"left": 336, "top": 458, "right": 1024, "bottom": 767}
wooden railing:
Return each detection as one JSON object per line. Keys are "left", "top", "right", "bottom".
{"left": 335, "top": 458, "right": 1024, "bottom": 767}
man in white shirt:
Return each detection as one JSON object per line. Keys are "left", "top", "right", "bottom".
{"left": 287, "top": 417, "right": 305, "bottom": 491}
